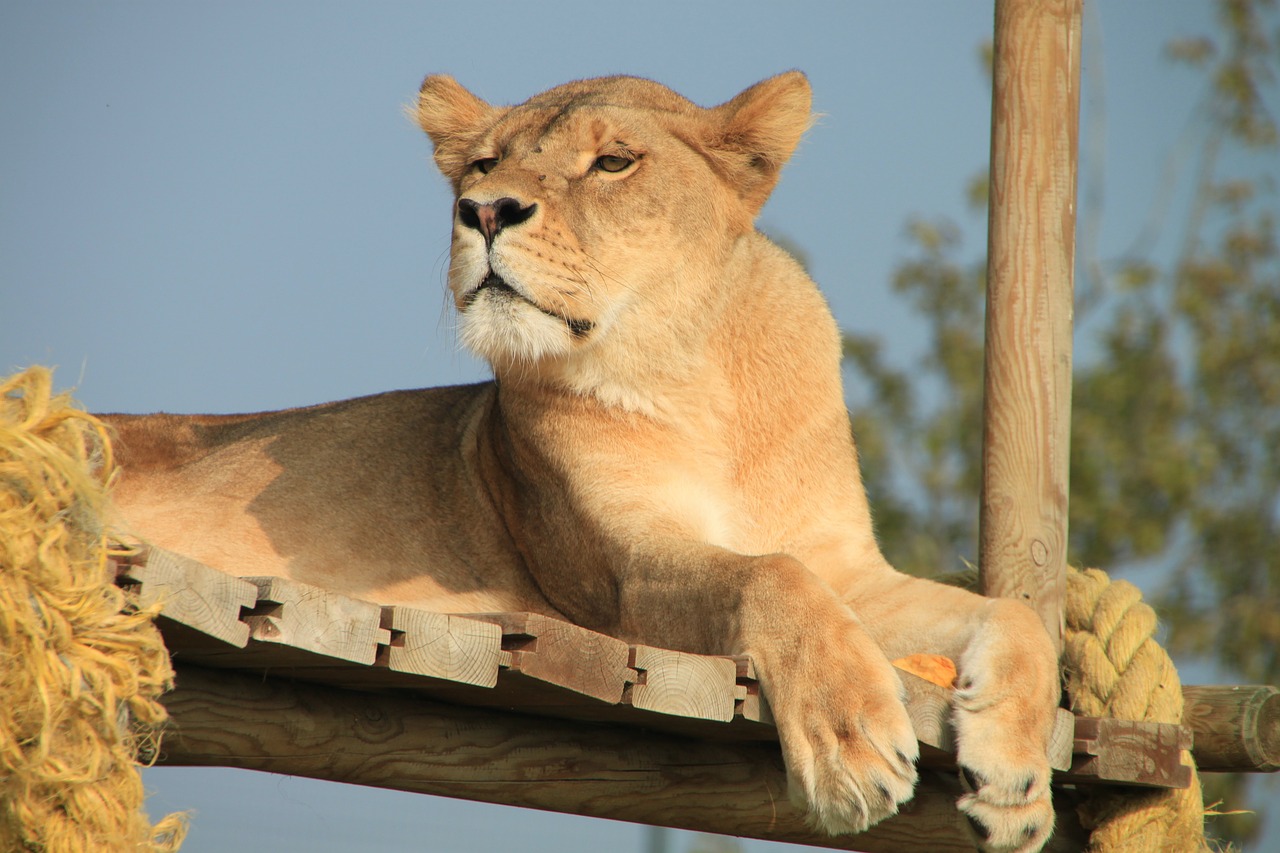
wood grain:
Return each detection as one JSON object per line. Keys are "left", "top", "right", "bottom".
{"left": 380, "top": 606, "right": 504, "bottom": 688}
{"left": 626, "top": 645, "right": 738, "bottom": 722}
{"left": 116, "top": 546, "right": 256, "bottom": 649}
{"left": 1063, "top": 717, "right": 1193, "bottom": 789}
{"left": 979, "top": 0, "right": 1082, "bottom": 653}
{"left": 159, "top": 663, "right": 1088, "bottom": 852}
{"left": 471, "top": 611, "right": 634, "bottom": 706}
{"left": 114, "top": 552, "right": 1211, "bottom": 780}
{"left": 240, "top": 575, "right": 389, "bottom": 665}
{"left": 1182, "top": 684, "right": 1280, "bottom": 773}
{"left": 113, "top": 550, "right": 1269, "bottom": 784}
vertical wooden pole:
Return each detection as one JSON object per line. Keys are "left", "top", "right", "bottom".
{"left": 979, "top": 0, "right": 1082, "bottom": 654}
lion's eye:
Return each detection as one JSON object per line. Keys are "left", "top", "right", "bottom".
{"left": 472, "top": 157, "right": 499, "bottom": 175}
{"left": 594, "top": 155, "right": 634, "bottom": 173}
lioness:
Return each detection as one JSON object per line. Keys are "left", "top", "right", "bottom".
{"left": 105, "top": 73, "right": 1060, "bottom": 851}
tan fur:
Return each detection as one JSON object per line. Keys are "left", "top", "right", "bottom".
{"left": 104, "top": 73, "right": 1060, "bottom": 852}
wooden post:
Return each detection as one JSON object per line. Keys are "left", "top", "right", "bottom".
{"left": 979, "top": 0, "right": 1082, "bottom": 653}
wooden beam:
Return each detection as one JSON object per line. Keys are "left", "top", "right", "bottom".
{"left": 157, "top": 664, "right": 1089, "bottom": 852}
{"left": 979, "top": 0, "right": 1083, "bottom": 653}
{"left": 1182, "top": 685, "right": 1280, "bottom": 773}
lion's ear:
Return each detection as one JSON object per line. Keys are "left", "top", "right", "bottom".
{"left": 711, "top": 71, "right": 813, "bottom": 213}
{"left": 414, "top": 75, "right": 502, "bottom": 183}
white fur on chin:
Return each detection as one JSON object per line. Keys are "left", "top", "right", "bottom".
{"left": 459, "top": 294, "right": 574, "bottom": 365}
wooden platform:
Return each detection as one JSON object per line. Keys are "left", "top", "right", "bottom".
{"left": 118, "top": 545, "right": 1220, "bottom": 851}
{"left": 117, "top": 546, "right": 1083, "bottom": 764}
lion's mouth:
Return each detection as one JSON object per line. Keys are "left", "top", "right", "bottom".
{"left": 477, "top": 272, "right": 517, "bottom": 296}
{"left": 468, "top": 272, "right": 595, "bottom": 338}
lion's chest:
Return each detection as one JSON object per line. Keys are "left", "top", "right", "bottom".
{"left": 646, "top": 474, "right": 748, "bottom": 552}
{"left": 583, "top": 456, "right": 789, "bottom": 558}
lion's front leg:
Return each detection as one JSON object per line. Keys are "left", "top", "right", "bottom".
{"left": 746, "top": 570, "right": 922, "bottom": 834}
{"left": 847, "top": 575, "right": 1061, "bottom": 853}
{"left": 614, "top": 549, "right": 920, "bottom": 835}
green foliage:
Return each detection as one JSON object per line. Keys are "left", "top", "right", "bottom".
{"left": 840, "top": 0, "right": 1278, "bottom": 842}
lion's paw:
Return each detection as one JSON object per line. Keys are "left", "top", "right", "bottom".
{"left": 950, "top": 598, "right": 1060, "bottom": 852}
{"left": 953, "top": 672, "right": 1055, "bottom": 853}
{"left": 781, "top": 675, "right": 921, "bottom": 835}
{"left": 955, "top": 759, "right": 1053, "bottom": 853}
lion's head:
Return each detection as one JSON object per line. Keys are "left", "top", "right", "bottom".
{"left": 414, "top": 73, "right": 812, "bottom": 389}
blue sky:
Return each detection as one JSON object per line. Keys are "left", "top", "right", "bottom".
{"left": 3, "top": 2, "right": 1271, "bottom": 852}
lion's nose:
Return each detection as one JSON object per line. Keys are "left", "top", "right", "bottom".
{"left": 456, "top": 197, "right": 537, "bottom": 247}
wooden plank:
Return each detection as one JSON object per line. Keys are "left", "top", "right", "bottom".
{"left": 158, "top": 663, "right": 1089, "bottom": 852}
{"left": 625, "top": 645, "right": 738, "bottom": 722}
{"left": 297, "top": 608, "right": 508, "bottom": 692}
{"left": 978, "top": 0, "right": 1082, "bottom": 652}
{"left": 1182, "top": 684, "right": 1280, "bottom": 772}
{"left": 595, "top": 646, "right": 741, "bottom": 739}
{"left": 133, "top": 590, "right": 1182, "bottom": 789}
{"left": 224, "top": 576, "right": 390, "bottom": 667}
{"left": 115, "top": 546, "right": 256, "bottom": 649}
{"left": 459, "top": 612, "right": 634, "bottom": 709}
{"left": 378, "top": 606, "right": 504, "bottom": 688}
{"left": 1061, "top": 717, "right": 1193, "bottom": 789}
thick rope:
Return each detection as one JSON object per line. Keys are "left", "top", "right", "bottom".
{"left": 0, "top": 367, "right": 187, "bottom": 852}
{"left": 1064, "top": 567, "right": 1208, "bottom": 852}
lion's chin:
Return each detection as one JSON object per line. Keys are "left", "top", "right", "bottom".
{"left": 458, "top": 289, "right": 575, "bottom": 366}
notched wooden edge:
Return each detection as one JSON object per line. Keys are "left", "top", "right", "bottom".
{"left": 114, "top": 545, "right": 256, "bottom": 648}
{"left": 1062, "top": 717, "right": 1194, "bottom": 789}
{"left": 115, "top": 549, "right": 1210, "bottom": 789}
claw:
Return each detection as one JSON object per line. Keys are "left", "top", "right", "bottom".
{"left": 965, "top": 813, "right": 992, "bottom": 843}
